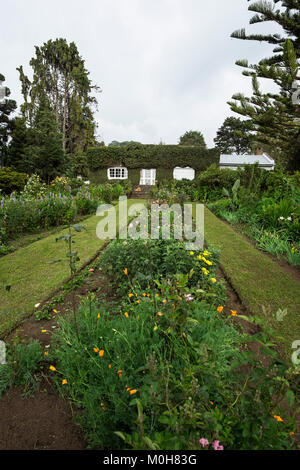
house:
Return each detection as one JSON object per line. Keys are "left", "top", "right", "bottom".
{"left": 87, "top": 144, "right": 219, "bottom": 186}
{"left": 219, "top": 148, "right": 275, "bottom": 171}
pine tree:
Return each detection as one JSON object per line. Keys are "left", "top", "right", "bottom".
{"left": 229, "top": 1, "right": 300, "bottom": 169}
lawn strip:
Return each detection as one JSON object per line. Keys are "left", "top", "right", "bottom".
{"left": 204, "top": 206, "right": 300, "bottom": 359}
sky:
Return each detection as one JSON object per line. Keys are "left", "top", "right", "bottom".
{"left": 1, "top": 0, "right": 283, "bottom": 147}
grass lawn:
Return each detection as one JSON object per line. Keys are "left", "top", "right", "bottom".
{"left": 204, "top": 206, "right": 300, "bottom": 359}
{"left": 0, "top": 199, "right": 147, "bottom": 337}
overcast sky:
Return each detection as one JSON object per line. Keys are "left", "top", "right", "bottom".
{"left": 1, "top": 0, "right": 283, "bottom": 147}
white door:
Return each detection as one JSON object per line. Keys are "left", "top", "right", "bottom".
{"left": 140, "top": 169, "right": 156, "bottom": 185}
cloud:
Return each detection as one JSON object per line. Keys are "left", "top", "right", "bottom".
{"left": 1, "top": 0, "right": 284, "bottom": 147}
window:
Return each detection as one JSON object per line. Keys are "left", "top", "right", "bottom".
{"left": 173, "top": 167, "right": 195, "bottom": 181}
{"left": 107, "top": 167, "right": 128, "bottom": 180}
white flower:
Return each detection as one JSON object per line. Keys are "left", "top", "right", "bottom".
{"left": 279, "top": 216, "right": 284, "bottom": 220}
{"left": 287, "top": 216, "right": 292, "bottom": 221}
{"left": 35, "top": 303, "right": 40, "bottom": 308}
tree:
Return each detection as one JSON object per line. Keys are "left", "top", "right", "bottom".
{"left": 17, "top": 38, "right": 100, "bottom": 155}
{"left": 229, "top": 1, "right": 300, "bottom": 170}
{"left": 0, "top": 74, "right": 17, "bottom": 167}
{"left": 214, "top": 117, "right": 253, "bottom": 154}
{"left": 178, "top": 130, "right": 206, "bottom": 147}
{"left": 7, "top": 116, "right": 28, "bottom": 171}
{"left": 26, "top": 98, "right": 65, "bottom": 183}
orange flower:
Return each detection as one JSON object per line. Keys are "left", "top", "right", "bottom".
{"left": 162, "top": 299, "right": 166, "bottom": 304}
{"left": 99, "top": 350, "right": 104, "bottom": 357}
{"left": 108, "top": 364, "right": 112, "bottom": 369}
{"left": 290, "top": 431, "right": 295, "bottom": 435}
{"left": 117, "top": 370, "right": 122, "bottom": 378}
{"left": 44, "top": 351, "right": 49, "bottom": 356}
{"left": 217, "top": 306, "right": 223, "bottom": 313}
{"left": 157, "top": 312, "right": 163, "bottom": 317}
{"left": 49, "top": 365, "right": 56, "bottom": 371}
{"left": 209, "top": 401, "right": 214, "bottom": 405}
{"left": 62, "top": 379, "right": 68, "bottom": 385}
{"left": 124, "top": 312, "right": 129, "bottom": 318}
{"left": 274, "top": 415, "right": 284, "bottom": 422}
{"left": 97, "top": 313, "right": 101, "bottom": 319}
{"left": 123, "top": 268, "right": 128, "bottom": 275}
{"left": 101, "top": 402, "right": 107, "bottom": 411}
{"left": 126, "top": 387, "right": 131, "bottom": 391}
{"left": 231, "top": 310, "right": 237, "bottom": 316}
{"left": 94, "top": 347, "right": 99, "bottom": 353}
{"left": 129, "top": 389, "right": 137, "bottom": 395}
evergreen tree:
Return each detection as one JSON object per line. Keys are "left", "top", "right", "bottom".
{"left": 178, "top": 130, "right": 206, "bottom": 147}
{"left": 17, "top": 38, "right": 100, "bottom": 156}
{"left": 229, "top": 1, "right": 300, "bottom": 170}
{"left": 214, "top": 117, "right": 253, "bottom": 154}
{"left": 0, "top": 74, "right": 17, "bottom": 167}
{"left": 7, "top": 116, "right": 28, "bottom": 171}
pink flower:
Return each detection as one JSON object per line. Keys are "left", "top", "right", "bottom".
{"left": 184, "top": 293, "right": 194, "bottom": 301}
{"left": 212, "top": 440, "right": 224, "bottom": 450}
{"left": 199, "top": 438, "right": 209, "bottom": 448}
{"left": 89, "top": 268, "right": 94, "bottom": 272}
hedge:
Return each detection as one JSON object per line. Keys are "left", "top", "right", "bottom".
{"left": 87, "top": 144, "right": 220, "bottom": 172}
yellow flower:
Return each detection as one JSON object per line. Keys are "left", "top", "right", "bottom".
{"left": 49, "top": 365, "right": 56, "bottom": 371}
{"left": 53, "top": 309, "right": 57, "bottom": 313}
{"left": 123, "top": 268, "right": 128, "bottom": 275}
{"left": 189, "top": 251, "right": 194, "bottom": 255}
{"left": 202, "top": 268, "right": 209, "bottom": 275}
{"left": 94, "top": 347, "right": 99, "bottom": 353}
{"left": 142, "top": 293, "right": 146, "bottom": 297}
{"left": 136, "top": 300, "right": 140, "bottom": 304}
{"left": 44, "top": 351, "right": 49, "bottom": 356}
{"left": 147, "top": 285, "right": 151, "bottom": 289}
{"left": 203, "top": 251, "right": 211, "bottom": 257}
{"left": 99, "top": 350, "right": 104, "bottom": 357}
{"left": 124, "top": 312, "right": 129, "bottom": 318}
{"left": 97, "top": 313, "right": 101, "bottom": 319}
{"left": 41, "top": 329, "right": 47, "bottom": 333}
{"left": 274, "top": 415, "right": 284, "bottom": 422}
{"left": 210, "top": 278, "right": 217, "bottom": 283}
{"left": 147, "top": 293, "right": 150, "bottom": 297}
{"left": 162, "top": 299, "right": 166, "bottom": 304}
{"left": 129, "top": 293, "right": 134, "bottom": 298}
{"left": 62, "top": 379, "right": 68, "bottom": 385}
{"left": 231, "top": 310, "right": 237, "bottom": 316}
{"left": 217, "top": 306, "right": 223, "bottom": 313}
{"left": 129, "top": 389, "right": 137, "bottom": 395}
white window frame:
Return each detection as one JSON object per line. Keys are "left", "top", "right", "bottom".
{"left": 173, "top": 166, "right": 195, "bottom": 181}
{"left": 107, "top": 167, "right": 128, "bottom": 180}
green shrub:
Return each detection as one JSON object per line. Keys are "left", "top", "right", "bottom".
{"left": 0, "top": 167, "right": 28, "bottom": 194}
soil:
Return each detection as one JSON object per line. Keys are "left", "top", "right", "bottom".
{"left": 0, "top": 247, "right": 299, "bottom": 450}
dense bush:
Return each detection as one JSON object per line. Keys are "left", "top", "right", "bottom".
{"left": 0, "top": 167, "right": 28, "bottom": 194}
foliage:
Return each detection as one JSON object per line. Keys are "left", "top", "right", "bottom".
{"left": 0, "top": 74, "right": 17, "bottom": 167}
{"left": 214, "top": 117, "right": 253, "bottom": 155}
{"left": 87, "top": 145, "right": 219, "bottom": 172}
{"left": 0, "top": 167, "right": 28, "bottom": 194}
{"left": 48, "top": 239, "right": 296, "bottom": 450}
{"left": 0, "top": 339, "right": 43, "bottom": 398}
{"left": 178, "top": 130, "right": 206, "bottom": 147}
